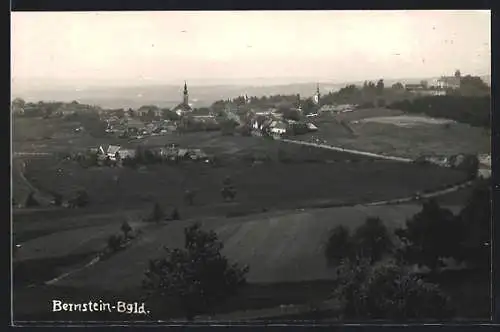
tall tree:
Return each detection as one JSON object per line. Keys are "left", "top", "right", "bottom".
{"left": 142, "top": 223, "right": 249, "bottom": 320}
{"left": 332, "top": 260, "right": 455, "bottom": 320}
{"left": 456, "top": 179, "right": 491, "bottom": 268}
{"left": 376, "top": 79, "right": 385, "bottom": 95}
{"left": 352, "top": 217, "right": 394, "bottom": 264}
{"left": 395, "top": 199, "right": 461, "bottom": 270}
{"left": 324, "top": 225, "right": 354, "bottom": 267}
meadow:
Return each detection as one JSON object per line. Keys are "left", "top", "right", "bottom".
{"left": 12, "top": 111, "right": 489, "bottom": 322}
{"left": 302, "top": 109, "right": 490, "bottom": 159}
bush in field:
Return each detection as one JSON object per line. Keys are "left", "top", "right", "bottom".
{"left": 332, "top": 260, "right": 455, "bottom": 320}
{"left": 221, "top": 176, "right": 236, "bottom": 202}
{"left": 184, "top": 189, "right": 196, "bottom": 206}
{"left": 122, "top": 156, "right": 138, "bottom": 169}
{"left": 171, "top": 207, "right": 180, "bottom": 220}
{"left": 324, "top": 225, "right": 354, "bottom": 267}
{"left": 25, "top": 191, "right": 39, "bottom": 207}
{"left": 107, "top": 234, "right": 123, "bottom": 253}
{"left": 149, "top": 202, "right": 165, "bottom": 222}
{"left": 395, "top": 199, "right": 461, "bottom": 270}
{"left": 142, "top": 223, "right": 249, "bottom": 320}
{"left": 74, "top": 190, "right": 90, "bottom": 207}
{"left": 121, "top": 221, "right": 133, "bottom": 239}
{"left": 456, "top": 179, "right": 491, "bottom": 268}
{"left": 352, "top": 217, "right": 394, "bottom": 264}
{"left": 51, "top": 192, "right": 63, "bottom": 206}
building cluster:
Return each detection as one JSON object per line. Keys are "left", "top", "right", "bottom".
{"left": 404, "top": 70, "right": 463, "bottom": 96}
{"left": 89, "top": 143, "right": 211, "bottom": 166}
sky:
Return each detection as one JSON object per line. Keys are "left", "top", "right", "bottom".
{"left": 11, "top": 10, "right": 491, "bottom": 87}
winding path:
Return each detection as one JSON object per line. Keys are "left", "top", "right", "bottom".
{"left": 281, "top": 138, "right": 413, "bottom": 163}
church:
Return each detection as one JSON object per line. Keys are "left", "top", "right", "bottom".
{"left": 173, "top": 81, "right": 193, "bottom": 116}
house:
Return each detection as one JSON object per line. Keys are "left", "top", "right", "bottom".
{"left": 405, "top": 83, "right": 426, "bottom": 91}
{"left": 177, "top": 149, "right": 190, "bottom": 159}
{"left": 435, "top": 70, "right": 462, "bottom": 90}
{"left": 269, "top": 121, "right": 288, "bottom": 136}
{"left": 306, "top": 123, "right": 318, "bottom": 131}
{"left": 117, "top": 148, "right": 136, "bottom": 160}
{"left": 107, "top": 145, "right": 121, "bottom": 161}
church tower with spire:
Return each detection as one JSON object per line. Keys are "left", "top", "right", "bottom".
{"left": 183, "top": 81, "right": 189, "bottom": 106}
{"left": 313, "top": 83, "right": 321, "bottom": 105}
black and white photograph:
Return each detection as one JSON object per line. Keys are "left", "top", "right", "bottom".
{"left": 11, "top": 10, "right": 492, "bottom": 324}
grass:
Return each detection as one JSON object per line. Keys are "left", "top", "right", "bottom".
{"left": 299, "top": 109, "right": 490, "bottom": 159}
{"left": 21, "top": 152, "right": 468, "bottom": 219}
{"left": 12, "top": 115, "right": 488, "bottom": 322}
{"left": 48, "top": 204, "right": 462, "bottom": 291}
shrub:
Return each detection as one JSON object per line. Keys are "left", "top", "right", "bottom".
{"left": 324, "top": 225, "right": 354, "bottom": 267}
{"left": 107, "top": 234, "right": 123, "bottom": 253}
{"left": 149, "top": 202, "right": 165, "bottom": 222}
{"left": 121, "top": 221, "right": 133, "bottom": 239}
{"left": 171, "top": 207, "right": 180, "bottom": 220}
{"left": 142, "top": 223, "right": 249, "bottom": 320}
{"left": 25, "top": 191, "right": 39, "bottom": 207}
{"left": 352, "top": 217, "right": 394, "bottom": 264}
{"left": 332, "top": 260, "right": 455, "bottom": 320}
{"left": 395, "top": 199, "right": 462, "bottom": 270}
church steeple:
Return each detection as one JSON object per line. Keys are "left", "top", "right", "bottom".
{"left": 183, "top": 81, "right": 189, "bottom": 105}
{"left": 313, "top": 83, "right": 321, "bottom": 105}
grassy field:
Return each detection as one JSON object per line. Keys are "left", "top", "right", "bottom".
{"left": 21, "top": 152, "right": 468, "bottom": 216}
{"left": 15, "top": 202, "right": 491, "bottom": 322}
{"left": 12, "top": 114, "right": 488, "bottom": 322}
{"left": 301, "top": 108, "right": 490, "bottom": 159}
{"left": 49, "top": 204, "right": 462, "bottom": 290}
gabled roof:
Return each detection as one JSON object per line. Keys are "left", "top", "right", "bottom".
{"left": 107, "top": 145, "right": 121, "bottom": 155}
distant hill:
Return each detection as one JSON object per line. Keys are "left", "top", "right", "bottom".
{"left": 11, "top": 75, "right": 490, "bottom": 109}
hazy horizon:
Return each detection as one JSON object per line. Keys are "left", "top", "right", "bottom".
{"left": 12, "top": 10, "right": 490, "bottom": 90}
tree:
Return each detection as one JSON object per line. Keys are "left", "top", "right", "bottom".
{"left": 392, "top": 82, "right": 404, "bottom": 90}
{"left": 456, "top": 179, "right": 491, "bottom": 268}
{"left": 376, "top": 79, "right": 385, "bottom": 95}
{"left": 459, "top": 75, "right": 490, "bottom": 96}
{"left": 324, "top": 225, "right": 354, "bottom": 267}
{"left": 221, "top": 176, "right": 236, "bottom": 202}
{"left": 121, "top": 221, "right": 133, "bottom": 239}
{"left": 184, "top": 189, "right": 196, "bottom": 206}
{"left": 142, "top": 223, "right": 249, "bottom": 320}
{"left": 107, "top": 234, "right": 123, "bottom": 253}
{"left": 150, "top": 202, "right": 165, "bottom": 222}
{"left": 395, "top": 199, "right": 462, "bottom": 270}
{"left": 171, "top": 207, "right": 180, "bottom": 220}
{"left": 25, "top": 191, "right": 39, "bottom": 207}
{"left": 352, "top": 217, "right": 394, "bottom": 264}
{"left": 74, "top": 190, "right": 89, "bottom": 207}
{"left": 51, "top": 192, "right": 63, "bottom": 206}
{"left": 332, "top": 260, "right": 455, "bottom": 320}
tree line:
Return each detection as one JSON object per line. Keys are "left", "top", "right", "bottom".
{"left": 387, "top": 95, "right": 490, "bottom": 128}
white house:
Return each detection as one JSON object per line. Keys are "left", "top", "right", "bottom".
{"left": 306, "top": 123, "right": 318, "bottom": 131}
{"left": 107, "top": 145, "right": 121, "bottom": 161}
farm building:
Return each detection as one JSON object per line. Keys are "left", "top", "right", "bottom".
{"left": 306, "top": 123, "right": 319, "bottom": 131}
{"left": 435, "top": 70, "right": 462, "bottom": 90}
{"left": 269, "top": 122, "right": 288, "bottom": 136}
{"left": 117, "top": 149, "right": 136, "bottom": 160}
{"left": 106, "top": 145, "right": 121, "bottom": 161}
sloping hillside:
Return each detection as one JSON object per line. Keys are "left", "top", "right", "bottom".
{"left": 54, "top": 204, "right": 461, "bottom": 291}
